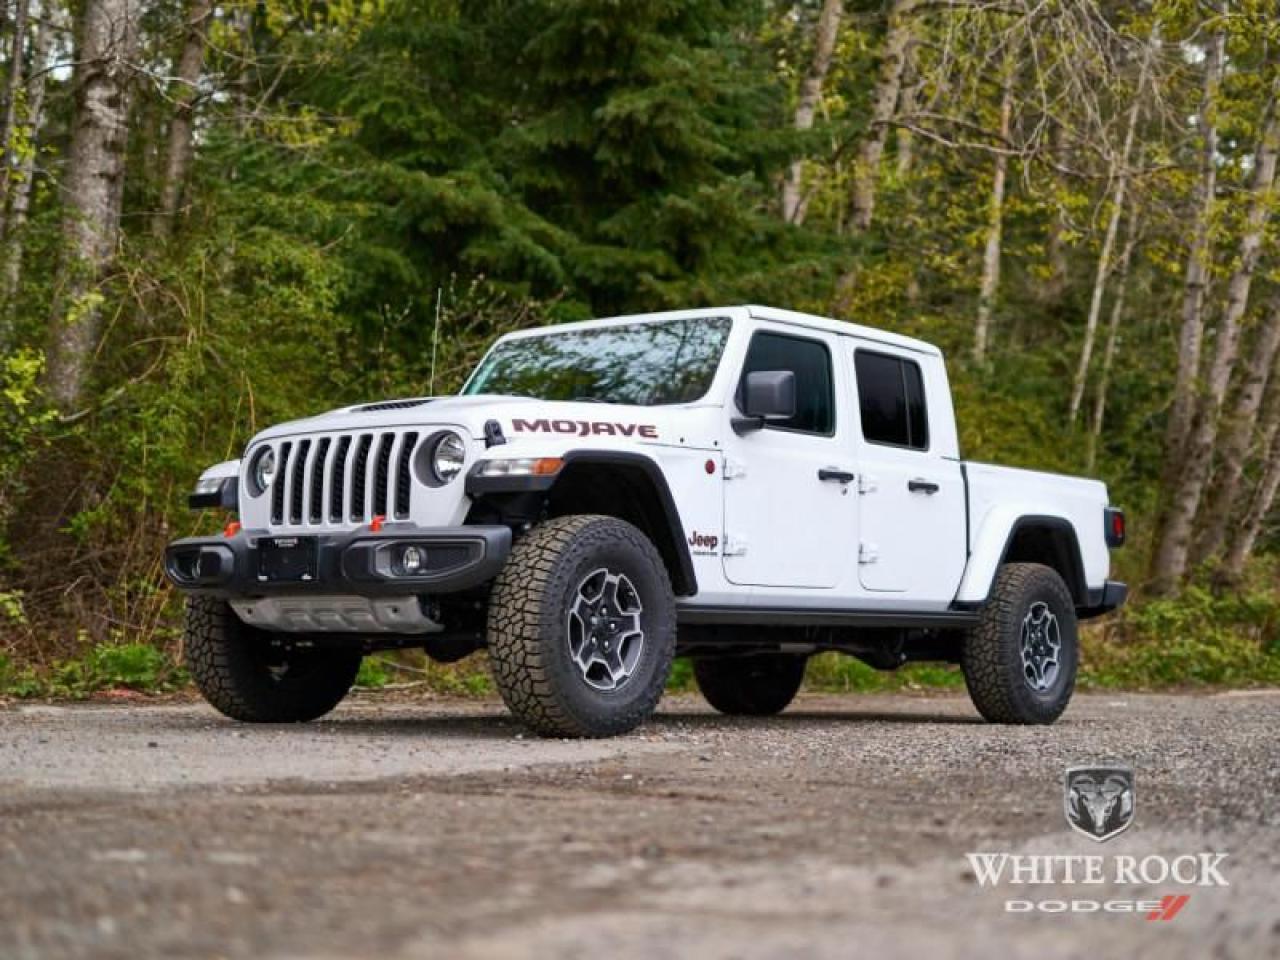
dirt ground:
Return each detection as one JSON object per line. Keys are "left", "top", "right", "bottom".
{"left": 1, "top": 690, "right": 1277, "bottom": 959}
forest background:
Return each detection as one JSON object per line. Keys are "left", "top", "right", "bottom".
{"left": 2, "top": 0, "right": 1279, "bottom": 697}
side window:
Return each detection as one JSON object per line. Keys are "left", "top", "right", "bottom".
{"left": 737, "top": 332, "right": 834, "bottom": 435}
{"left": 854, "top": 350, "right": 929, "bottom": 450}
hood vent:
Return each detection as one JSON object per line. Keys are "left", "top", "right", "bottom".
{"left": 356, "top": 398, "right": 434, "bottom": 413}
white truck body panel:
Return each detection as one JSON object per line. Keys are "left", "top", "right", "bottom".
{"left": 955, "top": 462, "right": 1110, "bottom": 604}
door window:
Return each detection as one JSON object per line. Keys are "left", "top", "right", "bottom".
{"left": 737, "top": 332, "right": 835, "bottom": 435}
{"left": 854, "top": 350, "right": 929, "bottom": 450}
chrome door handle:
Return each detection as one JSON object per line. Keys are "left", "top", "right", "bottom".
{"left": 908, "top": 478, "right": 940, "bottom": 494}
{"left": 818, "top": 468, "right": 855, "bottom": 484}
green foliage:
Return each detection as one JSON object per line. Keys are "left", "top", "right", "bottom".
{"left": 415, "top": 659, "right": 494, "bottom": 697}
{"left": 0, "top": 351, "right": 55, "bottom": 558}
{"left": 256, "top": 0, "right": 839, "bottom": 339}
{"left": 0, "top": 590, "right": 27, "bottom": 625}
{"left": 352, "top": 651, "right": 496, "bottom": 695}
{"left": 0, "top": 642, "right": 188, "bottom": 699}
{"left": 805, "top": 655, "right": 967, "bottom": 693}
{"left": 670, "top": 655, "right": 968, "bottom": 696}
{"left": 77, "top": 643, "right": 184, "bottom": 692}
{"left": 0, "top": 653, "right": 42, "bottom": 698}
{"left": 355, "top": 658, "right": 394, "bottom": 689}
{"left": 1081, "top": 586, "right": 1280, "bottom": 689}
{"left": 666, "top": 657, "right": 695, "bottom": 692}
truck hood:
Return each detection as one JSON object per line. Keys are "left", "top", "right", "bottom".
{"left": 248, "top": 394, "right": 720, "bottom": 451}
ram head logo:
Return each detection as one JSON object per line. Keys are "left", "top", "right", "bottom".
{"left": 1064, "top": 766, "right": 1135, "bottom": 842}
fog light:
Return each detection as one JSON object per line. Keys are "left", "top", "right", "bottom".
{"left": 401, "top": 545, "right": 425, "bottom": 574}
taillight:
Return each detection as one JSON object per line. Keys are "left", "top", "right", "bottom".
{"left": 1104, "top": 508, "right": 1126, "bottom": 548}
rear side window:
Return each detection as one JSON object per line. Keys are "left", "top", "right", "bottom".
{"left": 737, "top": 332, "right": 834, "bottom": 435}
{"left": 854, "top": 350, "right": 929, "bottom": 450}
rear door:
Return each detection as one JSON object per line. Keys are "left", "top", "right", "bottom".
{"left": 721, "top": 328, "right": 857, "bottom": 589}
{"left": 850, "top": 345, "right": 966, "bottom": 601}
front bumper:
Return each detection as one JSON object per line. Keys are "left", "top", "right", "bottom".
{"left": 164, "top": 524, "right": 512, "bottom": 599}
{"left": 1080, "top": 580, "right": 1128, "bottom": 620}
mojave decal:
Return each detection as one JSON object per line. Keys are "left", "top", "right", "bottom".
{"left": 511, "top": 418, "right": 659, "bottom": 439}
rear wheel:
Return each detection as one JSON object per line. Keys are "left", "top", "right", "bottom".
{"left": 487, "top": 515, "right": 677, "bottom": 738}
{"left": 694, "top": 654, "right": 807, "bottom": 716}
{"left": 184, "top": 597, "right": 362, "bottom": 722}
{"left": 962, "top": 563, "right": 1078, "bottom": 724}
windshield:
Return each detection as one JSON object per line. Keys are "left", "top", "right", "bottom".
{"left": 462, "top": 316, "right": 732, "bottom": 406}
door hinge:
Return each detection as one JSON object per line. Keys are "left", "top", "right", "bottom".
{"left": 858, "top": 473, "right": 878, "bottom": 495}
{"left": 723, "top": 535, "right": 749, "bottom": 556}
{"left": 858, "top": 541, "right": 879, "bottom": 564}
{"left": 722, "top": 458, "right": 747, "bottom": 480}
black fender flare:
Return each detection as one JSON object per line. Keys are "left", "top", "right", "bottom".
{"left": 465, "top": 449, "right": 697, "bottom": 597}
{"left": 557, "top": 450, "right": 697, "bottom": 597}
{"left": 990, "top": 514, "right": 1089, "bottom": 606}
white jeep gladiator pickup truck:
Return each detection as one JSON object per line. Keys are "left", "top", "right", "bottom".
{"left": 166, "top": 305, "right": 1127, "bottom": 736}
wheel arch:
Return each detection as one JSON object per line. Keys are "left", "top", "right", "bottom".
{"left": 544, "top": 451, "right": 697, "bottom": 597}
{"left": 957, "top": 512, "right": 1089, "bottom": 607}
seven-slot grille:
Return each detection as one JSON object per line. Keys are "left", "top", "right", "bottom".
{"left": 266, "top": 431, "right": 421, "bottom": 527}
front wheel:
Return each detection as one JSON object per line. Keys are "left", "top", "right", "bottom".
{"left": 693, "top": 654, "right": 807, "bottom": 716}
{"left": 184, "top": 597, "right": 362, "bottom": 722}
{"left": 487, "top": 515, "right": 677, "bottom": 738}
{"left": 961, "top": 563, "right": 1078, "bottom": 724}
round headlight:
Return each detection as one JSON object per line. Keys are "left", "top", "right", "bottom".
{"left": 250, "top": 447, "right": 276, "bottom": 495}
{"left": 432, "top": 432, "right": 466, "bottom": 484}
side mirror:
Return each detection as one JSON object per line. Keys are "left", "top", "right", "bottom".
{"left": 733, "top": 370, "right": 796, "bottom": 435}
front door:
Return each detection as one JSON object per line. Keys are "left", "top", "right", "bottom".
{"left": 722, "top": 328, "right": 857, "bottom": 589}
{"left": 850, "top": 344, "right": 966, "bottom": 601}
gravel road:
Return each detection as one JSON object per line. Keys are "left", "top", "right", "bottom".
{"left": 2, "top": 690, "right": 1277, "bottom": 959}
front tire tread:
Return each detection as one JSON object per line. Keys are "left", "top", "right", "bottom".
{"left": 487, "top": 515, "right": 675, "bottom": 738}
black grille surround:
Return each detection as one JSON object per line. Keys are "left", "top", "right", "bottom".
{"left": 257, "top": 429, "right": 427, "bottom": 528}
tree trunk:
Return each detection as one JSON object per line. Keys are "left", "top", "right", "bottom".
{"left": 0, "top": 0, "right": 31, "bottom": 235}
{"left": 1040, "top": 123, "right": 1070, "bottom": 305}
{"left": 1192, "top": 296, "right": 1280, "bottom": 564}
{"left": 895, "top": 37, "right": 918, "bottom": 178}
{"left": 1251, "top": 358, "right": 1280, "bottom": 493}
{"left": 1221, "top": 367, "right": 1280, "bottom": 583}
{"left": 850, "top": 0, "right": 914, "bottom": 232}
{"left": 972, "top": 47, "right": 1015, "bottom": 364}
{"left": 781, "top": 0, "right": 842, "bottom": 225}
{"left": 153, "top": 0, "right": 213, "bottom": 238}
{"left": 1067, "top": 31, "right": 1155, "bottom": 424}
{"left": 0, "top": 1, "right": 50, "bottom": 315}
{"left": 1161, "top": 28, "right": 1225, "bottom": 483}
{"left": 1086, "top": 198, "right": 1140, "bottom": 470}
{"left": 1149, "top": 75, "right": 1280, "bottom": 592}
{"left": 43, "top": 0, "right": 139, "bottom": 412}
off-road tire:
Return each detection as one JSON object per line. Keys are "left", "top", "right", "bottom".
{"left": 693, "top": 654, "right": 807, "bottom": 716}
{"left": 487, "top": 515, "right": 677, "bottom": 738}
{"left": 184, "top": 596, "right": 362, "bottom": 722}
{"left": 962, "top": 562, "right": 1078, "bottom": 724}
